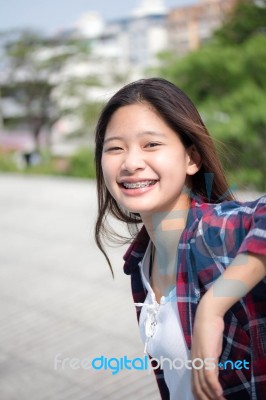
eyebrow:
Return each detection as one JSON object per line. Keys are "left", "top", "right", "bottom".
{"left": 103, "top": 131, "right": 167, "bottom": 144}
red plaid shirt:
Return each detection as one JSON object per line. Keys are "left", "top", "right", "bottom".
{"left": 123, "top": 195, "right": 266, "bottom": 399}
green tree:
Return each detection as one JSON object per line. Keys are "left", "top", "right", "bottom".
{"left": 0, "top": 30, "right": 92, "bottom": 150}
{"left": 158, "top": 45, "right": 246, "bottom": 103}
{"left": 156, "top": 0, "right": 266, "bottom": 190}
{"left": 214, "top": 0, "right": 266, "bottom": 45}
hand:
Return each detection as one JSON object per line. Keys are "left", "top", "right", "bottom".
{"left": 191, "top": 300, "right": 226, "bottom": 400}
{"left": 191, "top": 253, "right": 266, "bottom": 399}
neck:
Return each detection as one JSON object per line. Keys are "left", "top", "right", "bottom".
{"left": 141, "top": 192, "right": 191, "bottom": 277}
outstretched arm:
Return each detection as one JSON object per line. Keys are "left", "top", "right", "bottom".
{"left": 191, "top": 252, "right": 266, "bottom": 400}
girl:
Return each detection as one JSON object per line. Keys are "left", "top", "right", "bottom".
{"left": 94, "top": 78, "right": 266, "bottom": 400}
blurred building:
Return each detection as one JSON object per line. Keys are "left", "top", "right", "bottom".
{"left": 75, "top": 12, "right": 104, "bottom": 38}
{"left": 77, "top": 0, "right": 237, "bottom": 71}
{"left": 79, "top": 0, "right": 168, "bottom": 74}
{"left": 168, "top": 0, "right": 237, "bottom": 57}
{"left": 128, "top": 0, "right": 167, "bottom": 67}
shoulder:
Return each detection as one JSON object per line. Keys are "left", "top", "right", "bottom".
{"left": 190, "top": 195, "right": 266, "bottom": 259}
{"left": 198, "top": 194, "right": 266, "bottom": 230}
{"left": 184, "top": 196, "right": 266, "bottom": 292}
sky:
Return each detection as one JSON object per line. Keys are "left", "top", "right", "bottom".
{"left": 0, "top": 0, "right": 197, "bottom": 34}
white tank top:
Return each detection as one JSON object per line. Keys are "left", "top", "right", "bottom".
{"left": 137, "top": 241, "right": 194, "bottom": 400}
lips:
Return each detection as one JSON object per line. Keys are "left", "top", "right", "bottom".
{"left": 122, "top": 180, "right": 158, "bottom": 189}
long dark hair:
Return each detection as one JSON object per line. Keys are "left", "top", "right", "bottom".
{"left": 94, "top": 78, "right": 234, "bottom": 276}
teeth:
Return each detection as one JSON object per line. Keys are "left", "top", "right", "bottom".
{"left": 123, "top": 180, "right": 156, "bottom": 189}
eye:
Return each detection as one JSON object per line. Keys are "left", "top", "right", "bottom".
{"left": 104, "top": 146, "right": 123, "bottom": 153}
{"left": 145, "top": 142, "right": 161, "bottom": 148}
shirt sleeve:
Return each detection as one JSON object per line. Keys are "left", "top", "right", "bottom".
{"left": 237, "top": 195, "right": 266, "bottom": 257}
{"left": 192, "top": 196, "right": 266, "bottom": 285}
{"left": 199, "top": 195, "right": 266, "bottom": 261}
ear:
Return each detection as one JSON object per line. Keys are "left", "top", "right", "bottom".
{"left": 186, "top": 145, "right": 202, "bottom": 176}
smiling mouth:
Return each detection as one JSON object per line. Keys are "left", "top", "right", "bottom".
{"left": 121, "top": 180, "right": 158, "bottom": 189}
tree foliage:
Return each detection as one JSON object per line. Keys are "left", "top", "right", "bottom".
{"left": 156, "top": 0, "right": 266, "bottom": 190}
{"left": 0, "top": 30, "right": 92, "bottom": 149}
{"left": 214, "top": 0, "right": 266, "bottom": 45}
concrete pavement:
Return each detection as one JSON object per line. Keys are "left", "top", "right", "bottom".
{"left": 0, "top": 174, "right": 160, "bottom": 400}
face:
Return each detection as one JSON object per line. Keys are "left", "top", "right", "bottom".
{"left": 101, "top": 103, "right": 199, "bottom": 217}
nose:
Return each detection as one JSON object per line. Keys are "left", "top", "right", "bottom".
{"left": 121, "top": 148, "right": 146, "bottom": 173}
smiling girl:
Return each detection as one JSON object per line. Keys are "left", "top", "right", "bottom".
{"left": 94, "top": 78, "right": 266, "bottom": 400}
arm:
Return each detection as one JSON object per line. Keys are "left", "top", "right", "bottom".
{"left": 191, "top": 252, "right": 266, "bottom": 400}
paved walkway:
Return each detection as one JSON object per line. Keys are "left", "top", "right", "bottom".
{"left": 0, "top": 174, "right": 160, "bottom": 400}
